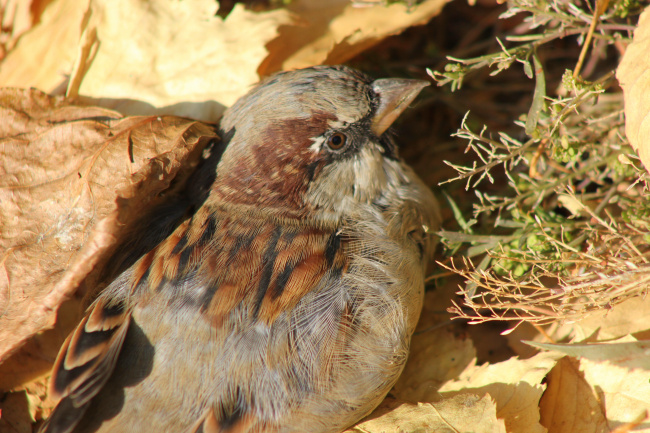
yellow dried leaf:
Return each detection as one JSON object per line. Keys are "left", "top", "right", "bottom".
{"left": 581, "top": 359, "right": 650, "bottom": 431}
{"left": 74, "top": 0, "right": 290, "bottom": 121}
{"left": 529, "top": 338, "right": 650, "bottom": 431}
{"left": 0, "top": 0, "right": 89, "bottom": 93}
{"left": 261, "top": 0, "right": 449, "bottom": 74}
{"left": 571, "top": 296, "right": 650, "bottom": 341}
{"left": 1, "top": 0, "right": 37, "bottom": 47}
{"left": 527, "top": 336, "right": 650, "bottom": 370}
{"left": 346, "top": 395, "right": 506, "bottom": 433}
{"left": 617, "top": 5, "right": 650, "bottom": 174}
{"left": 439, "top": 351, "right": 562, "bottom": 433}
{"left": 393, "top": 327, "right": 476, "bottom": 403}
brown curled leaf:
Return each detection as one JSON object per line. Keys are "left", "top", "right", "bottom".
{"left": 0, "top": 88, "right": 218, "bottom": 372}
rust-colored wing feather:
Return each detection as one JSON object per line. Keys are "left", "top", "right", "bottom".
{"left": 42, "top": 300, "right": 131, "bottom": 433}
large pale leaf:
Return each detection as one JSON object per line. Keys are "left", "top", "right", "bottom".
{"left": 527, "top": 337, "right": 650, "bottom": 371}
{"left": 73, "top": 0, "right": 290, "bottom": 121}
{"left": 346, "top": 395, "right": 506, "bottom": 433}
{"left": 618, "top": 5, "right": 650, "bottom": 173}
{"left": 580, "top": 358, "right": 650, "bottom": 431}
{"left": 261, "top": 0, "right": 450, "bottom": 74}
{"left": 0, "top": 88, "right": 217, "bottom": 364}
{"left": 394, "top": 327, "right": 476, "bottom": 403}
{"left": 533, "top": 338, "right": 650, "bottom": 432}
{"left": 439, "top": 351, "right": 562, "bottom": 433}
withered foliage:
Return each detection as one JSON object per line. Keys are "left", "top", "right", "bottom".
{"left": 0, "top": 88, "right": 218, "bottom": 373}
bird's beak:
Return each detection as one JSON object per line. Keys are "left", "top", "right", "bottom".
{"left": 370, "top": 78, "right": 430, "bottom": 136}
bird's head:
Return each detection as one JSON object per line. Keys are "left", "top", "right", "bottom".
{"left": 213, "top": 65, "right": 431, "bottom": 225}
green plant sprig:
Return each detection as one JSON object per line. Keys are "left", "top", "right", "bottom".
{"left": 432, "top": 0, "right": 647, "bottom": 324}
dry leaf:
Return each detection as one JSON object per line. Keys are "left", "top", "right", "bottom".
{"left": 617, "top": 5, "right": 650, "bottom": 173}
{"left": 345, "top": 395, "right": 506, "bottom": 433}
{"left": 0, "top": 373, "right": 53, "bottom": 430}
{"left": 72, "top": 0, "right": 290, "bottom": 121}
{"left": 580, "top": 358, "right": 650, "bottom": 431}
{"left": 570, "top": 296, "right": 650, "bottom": 341}
{"left": 439, "top": 351, "right": 562, "bottom": 433}
{"left": 539, "top": 357, "right": 608, "bottom": 433}
{"left": 20, "top": 374, "right": 53, "bottom": 425}
{"left": 0, "top": 88, "right": 217, "bottom": 364}
{"left": 0, "top": 0, "right": 89, "bottom": 93}
{"left": 506, "top": 297, "right": 650, "bottom": 358}
{"left": 394, "top": 326, "right": 476, "bottom": 403}
{"left": 531, "top": 338, "right": 650, "bottom": 431}
{"left": 1, "top": 0, "right": 446, "bottom": 125}
{"left": 0, "top": 299, "right": 81, "bottom": 396}
{"left": 260, "top": 0, "right": 450, "bottom": 75}
{"left": 0, "top": 390, "right": 32, "bottom": 433}
{"left": 527, "top": 337, "right": 650, "bottom": 370}
{"left": 1, "top": 0, "right": 38, "bottom": 51}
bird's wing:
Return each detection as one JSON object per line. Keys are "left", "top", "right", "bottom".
{"left": 41, "top": 299, "right": 131, "bottom": 433}
{"left": 43, "top": 205, "right": 348, "bottom": 432}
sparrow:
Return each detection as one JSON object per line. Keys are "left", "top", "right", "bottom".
{"left": 41, "top": 65, "right": 441, "bottom": 433}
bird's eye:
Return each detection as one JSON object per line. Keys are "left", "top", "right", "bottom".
{"left": 327, "top": 132, "right": 348, "bottom": 151}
